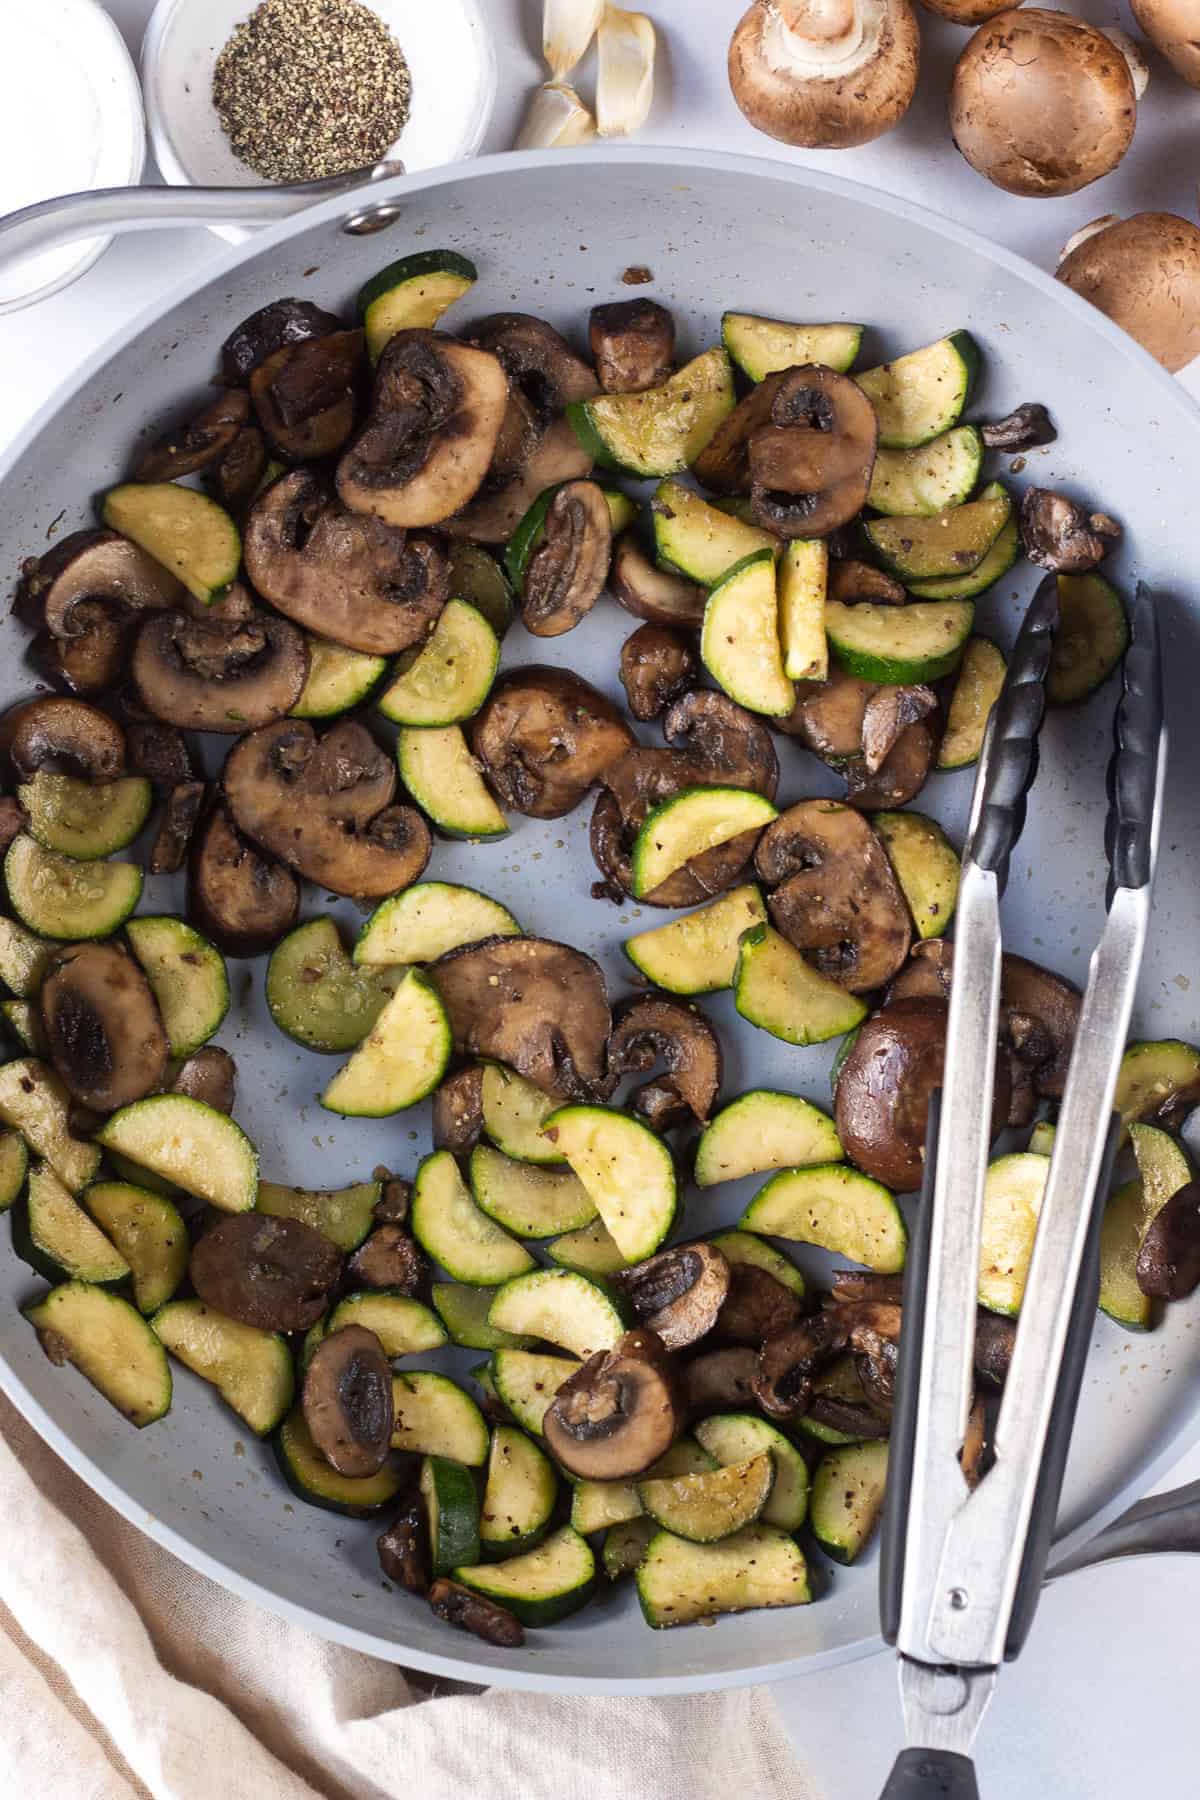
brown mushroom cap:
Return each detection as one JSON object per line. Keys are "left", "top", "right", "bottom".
{"left": 919, "top": 0, "right": 1017, "bottom": 21}
{"left": 974, "top": 1310, "right": 1016, "bottom": 1386}
{"left": 125, "top": 720, "right": 195, "bottom": 792}
{"left": 373, "top": 1178, "right": 413, "bottom": 1226}
{"left": 754, "top": 1313, "right": 844, "bottom": 1418}
{"left": 543, "top": 1328, "right": 684, "bottom": 1480}
{"left": 132, "top": 610, "right": 310, "bottom": 734}
{"left": 212, "top": 425, "right": 269, "bottom": 512}
{"left": 619, "top": 624, "right": 700, "bottom": 722}
{"left": 979, "top": 404, "right": 1056, "bottom": 452}
{"left": 223, "top": 719, "right": 431, "bottom": 899}
{"left": 781, "top": 667, "right": 937, "bottom": 802}
{"left": 40, "top": 942, "right": 169, "bottom": 1113}
{"left": 729, "top": 0, "right": 921, "bottom": 149}
{"left": 133, "top": 390, "right": 252, "bottom": 483}
{"left": 149, "top": 781, "right": 206, "bottom": 877}
{"left": 611, "top": 1243, "right": 731, "bottom": 1349}
{"left": 749, "top": 366, "right": 879, "bottom": 538}
{"left": 244, "top": 469, "right": 449, "bottom": 656}
{"left": 591, "top": 743, "right": 765, "bottom": 909}
{"left": 606, "top": 994, "right": 723, "bottom": 1123}
{"left": 347, "top": 1224, "right": 429, "bottom": 1295}
{"left": 1057, "top": 212, "right": 1200, "bottom": 374}
{"left": 717, "top": 1263, "right": 806, "bottom": 1344}
{"left": 1136, "top": 1180, "right": 1200, "bottom": 1300}
{"left": 521, "top": 479, "right": 613, "bottom": 637}
{"left": 1, "top": 696, "right": 126, "bottom": 784}
{"left": 249, "top": 329, "right": 364, "bottom": 461}
{"left": 610, "top": 532, "right": 707, "bottom": 627}
{"left": 828, "top": 559, "right": 907, "bottom": 605}
{"left": 683, "top": 1345, "right": 761, "bottom": 1415}
{"left": 31, "top": 615, "right": 125, "bottom": 697}
{"left": 662, "top": 689, "right": 781, "bottom": 799}
{"left": 1019, "top": 489, "right": 1120, "bottom": 573}
{"left": 427, "top": 1578, "right": 525, "bottom": 1648}
{"left": 220, "top": 297, "right": 344, "bottom": 384}
{"left": 949, "top": 10, "right": 1138, "bottom": 197}
{"left": 171, "top": 1047, "right": 237, "bottom": 1114}
{"left": 692, "top": 370, "right": 783, "bottom": 495}
{"left": 190, "top": 1213, "right": 342, "bottom": 1331}
{"left": 21, "top": 528, "right": 185, "bottom": 642}
{"left": 845, "top": 719, "right": 938, "bottom": 809}
{"left": 860, "top": 684, "right": 938, "bottom": 774}
{"left": 778, "top": 665, "right": 877, "bottom": 756}
{"left": 188, "top": 801, "right": 299, "bottom": 957}
{"left": 471, "top": 667, "right": 634, "bottom": 819}
{"left": 302, "top": 1324, "right": 394, "bottom": 1477}
{"left": 462, "top": 312, "right": 599, "bottom": 418}
{"left": 429, "top": 935, "right": 611, "bottom": 1102}
{"left": 445, "top": 412, "right": 594, "bottom": 546}
{"left": 378, "top": 1491, "right": 429, "bottom": 1593}
{"left": 1130, "top": 0, "right": 1200, "bottom": 86}
{"left": 589, "top": 300, "right": 676, "bottom": 394}
{"left": 432, "top": 1065, "right": 485, "bottom": 1156}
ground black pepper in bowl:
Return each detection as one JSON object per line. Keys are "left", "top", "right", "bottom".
{"left": 212, "top": 0, "right": 412, "bottom": 184}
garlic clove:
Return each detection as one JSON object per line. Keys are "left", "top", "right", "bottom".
{"left": 597, "top": 5, "right": 657, "bottom": 137}
{"left": 515, "top": 81, "right": 598, "bottom": 150}
{"left": 543, "top": 0, "right": 605, "bottom": 80}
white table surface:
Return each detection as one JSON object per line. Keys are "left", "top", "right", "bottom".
{"left": 3, "top": 2, "right": 1199, "bottom": 1793}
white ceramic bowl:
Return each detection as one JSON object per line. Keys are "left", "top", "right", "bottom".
{"left": 141, "top": 0, "right": 498, "bottom": 241}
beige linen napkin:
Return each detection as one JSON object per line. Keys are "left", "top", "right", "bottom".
{"left": 0, "top": 1392, "right": 818, "bottom": 1800}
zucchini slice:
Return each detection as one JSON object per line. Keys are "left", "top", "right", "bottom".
{"left": 742, "top": 1163, "right": 908, "bottom": 1273}
{"left": 391, "top": 1370, "right": 490, "bottom": 1464}
{"left": 320, "top": 969, "right": 451, "bottom": 1116}
{"left": 397, "top": 724, "right": 508, "bottom": 840}
{"left": 432, "top": 1282, "right": 535, "bottom": 1351}
{"left": 623, "top": 884, "right": 767, "bottom": 995}
{"left": 125, "top": 917, "right": 230, "bottom": 1058}
{"left": 446, "top": 543, "right": 515, "bottom": 640}
{"left": 547, "top": 1217, "right": 629, "bottom": 1278}
{"left": 328, "top": 1289, "right": 448, "bottom": 1356}
{"left": 410, "top": 1148, "right": 535, "bottom": 1285}
{"left": 796, "top": 1354, "right": 875, "bottom": 1446}
{"left": 97, "top": 1094, "right": 258, "bottom": 1213}
{"left": 695, "top": 1090, "right": 842, "bottom": 1187}
{"left": 1099, "top": 1125, "right": 1193, "bottom": 1329}
{"left": 867, "top": 425, "right": 984, "bottom": 517}
{"left": 810, "top": 1440, "right": 889, "bottom": 1563}
{"left": 600, "top": 486, "right": 638, "bottom": 535}
{"left": 693, "top": 1413, "right": 810, "bottom": 1532}
{"left": 825, "top": 599, "right": 974, "bottom": 684}
{"left": 152, "top": 1297, "right": 294, "bottom": 1434}
{"left": 1115, "top": 1040, "right": 1200, "bottom": 1131}
{"left": 904, "top": 482, "right": 1017, "bottom": 601}
{"left": 603, "top": 1517, "right": 655, "bottom": 1580}
{"left": 266, "top": 917, "right": 402, "bottom": 1055}
{"left": 488, "top": 1268, "right": 624, "bottom": 1359}
{"left": 568, "top": 347, "right": 735, "bottom": 479}
{"left": 276, "top": 1406, "right": 402, "bottom": 1515}
{"left": 480, "top": 1423, "right": 558, "bottom": 1558}
{"left": 542, "top": 1104, "right": 677, "bottom": 1262}
{"left": 102, "top": 482, "right": 240, "bottom": 604}
{"left": 1047, "top": 572, "right": 1128, "bottom": 706}
{"left": 24, "top": 1281, "right": 172, "bottom": 1427}
{"left": 570, "top": 1438, "right": 717, "bottom": 1535}
{"left": 735, "top": 923, "right": 868, "bottom": 1046}
{"left": 355, "top": 882, "right": 520, "bottom": 968}
{"left": 652, "top": 477, "right": 777, "bottom": 586}
{"left": 357, "top": 249, "right": 478, "bottom": 361}
{"left": 0, "top": 1130, "right": 28, "bottom": 1212}
{"left": 18, "top": 772, "right": 152, "bottom": 861}
{"left": 83, "top": 1180, "right": 188, "bottom": 1314}
{"left": 469, "top": 1144, "right": 597, "bottom": 1238}
{"left": 454, "top": 1524, "right": 596, "bottom": 1625}
{"left": 0, "top": 915, "right": 60, "bottom": 995}
{"left": 631, "top": 786, "right": 778, "bottom": 898}
{"left": 978, "top": 1151, "right": 1048, "bottom": 1314}
{"left": 872, "top": 812, "right": 961, "bottom": 940}
{"left": 637, "top": 1522, "right": 811, "bottom": 1628}
{"left": 490, "top": 1348, "right": 579, "bottom": 1436}
{"left": 855, "top": 332, "right": 980, "bottom": 448}
{"left": 256, "top": 1178, "right": 381, "bottom": 1252}
{"left": 0, "top": 1059, "right": 100, "bottom": 1191}
{"left": 2, "top": 999, "right": 46, "bottom": 1055}
{"left": 938, "top": 636, "right": 1007, "bottom": 769}
{"left": 778, "top": 539, "right": 828, "bottom": 681}
{"left": 481, "top": 1063, "right": 566, "bottom": 1165}
{"left": 421, "top": 1454, "right": 482, "bottom": 1575}
{"left": 709, "top": 1230, "right": 807, "bottom": 1300}
{"left": 1028, "top": 1120, "right": 1057, "bottom": 1157}
{"left": 291, "top": 639, "right": 388, "bottom": 718}
{"left": 863, "top": 489, "right": 1010, "bottom": 581}
{"left": 16, "top": 1163, "right": 129, "bottom": 1287}
{"left": 701, "top": 551, "right": 794, "bottom": 716}
{"left": 721, "top": 312, "right": 863, "bottom": 381}
{"left": 378, "top": 599, "right": 499, "bottom": 727}
{"left": 5, "top": 834, "right": 141, "bottom": 941}
{"left": 637, "top": 1452, "right": 774, "bottom": 1543}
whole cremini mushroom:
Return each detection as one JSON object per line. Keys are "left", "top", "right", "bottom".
{"left": 1057, "top": 213, "right": 1200, "bottom": 373}
{"left": 949, "top": 10, "right": 1142, "bottom": 197}
{"left": 918, "top": 0, "right": 1016, "bottom": 20}
{"left": 729, "top": 0, "right": 921, "bottom": 149}
{"left": 1130, "top": 0, "right": 1200, "bottom": 87}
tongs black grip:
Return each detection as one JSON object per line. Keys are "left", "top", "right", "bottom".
{"left": 969, "top": 575, "right": 1058, "bottom": 894}
{"left": 1106, "top": 582, "right": 1163, "bottom": 901}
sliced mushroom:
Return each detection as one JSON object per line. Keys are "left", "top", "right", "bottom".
{"left": 189, "top": 802, "right": 299, "bottom": 957}
{"left": 190, "top": 1213, "right": 342, "bottom": 1332}
{"left": 429, "top": 935, "right": 611, "bottom": 1103}
{"left": 609, "top": 532, "right": 707, "bottom": 627}
{"left": 347, "top": 1225, "right": 430, "bottom": 1296}
{"left": 611, "top": 1243, "right": 730, "bottom": 1350}
{"left": 683, "top": 1345, "right": 760, "bottom": 1416}
{"left": 149, "top": 780, "right": 206, "bottom": 876}
{"left": 30, "top": 614, "right": 126, "bottom": 697}
{"left": 432, "top": 1065, "right": 485, "bottom": 1156}
{"left": 223, "top": 719, "right": 432, "bottom": 899}
{"left": 337, "top": 329, "right": 509, "bottom": 529}
{"left": 462, "top": 312, "right": 599, "bottom": 419}
{"left": 1136, "top": 1181, "right": 1200, "bottom": 1300}
{"left": 132, "top": 611, "right": 309, "bottom": 733}
{"left": 860, "top": 684, "right": 937, "bottom": 774}
{"left": 378, "top": 1491, "right": 429, "bottom": 1594}
{"left": 662, "top": 689, "right": 781, "bottom": 799}
{"left": 776, "top": 665, "right": 876, "bottom": 757}
{"left": 1, "top": 696, "right": 125, "bottom": 783}
{"left": 20, "top": 528, "right": 184, "bottom": 642}
{"left": 374, "top": 1178, "right": 412, "bottom": 1225}
{"left": 606, "top": 995, "right": 722, "bottom": 1123}
{"left": 211, "top": 424, "right": 269, "bottom": 511}
{"left": 829, "top": 1271, "right": 906, "bottom": 1306}
{"left": 471, "top": 667, "right": 634, "bottom": 819}
{"left": 980, "top": 404, "right": 1057, "bottom": 451}
{"left": 748, "top": 366, "right": 879, "bottom": 537}
{"left": 40, "top": 942, "right": 169, "bottom": 1113}
{"left": 221, "top": 297, "right": 344, "bottom": 384}
{"left": 125, "top": 719, "right": 194, "bottom": 791}
{"left": 133, "top": 390, "right": 252, "bottom": 482}
{"left": 960, "top": 1395, "right": 987, "bottom": 1489}
{"left": 591, "top": 751, "right": 761, "bottom": 909}
{"left": 886, "top": 939, "right": 954, "bottom": 1005}
{"left": 974, "top": 1310, "right": 1016, "bottom": 1388}
{"left": 445, "top": 412, "right": 594, "bottom": 546}
{"left": 521, "top": 479, "right": 613, "bottom": 637}
{"left": 717, "top": 1264, "right": 806, "bottom": 1346}
{"left": 171, "top": 1047, "right": 237, "bottom": 1114}
{"left": 249, "top": 330, "right": 364, "bottom": 460}
{"left": 619, "top": 624, "right": 699, "bottom": 722}
{"left": 1000, "top": 955, "right": 1081, "bottom": 1098}
{"left": 754, "top": 1314, "right": 844, "bottom": 1419}
{"left": 828, "top": 559, "right": 907, "bottom": 605}
{"left": 844, "top": 718, "right": 937, "bottom": 809}
{"left": 244, "top": 469, "right": 449, "bottom": 656}
{"left": 0, "top": 798, "right": 28, "bottom": 856}
{"left": 427, "top": 1578, "right": 525, "bottom": 1648}
{"left": 1019, "top": 488, "right": 1121, "bottom": 573}
{"left": 589, "top": 299, "right": 676, "bottom": 393}
{"left": 692, "top": 371, "right": 783, "bottom": 495}
{"left": 808, "top": 1389, "right": 890, "bottom": 1440}
{"left": 542, "top": 1328, "right": 683, "bottom": 1480}
{"left": 630, "top": 1079, "right": 694, "bottom": 1134}
{"left": 729, "top": 0, "right": 921, "bottom": 150}
{"left": 302, "top": 1324, "right": 394, "bottom": 1477}
{"left": 755, "top": 800, "right": 912, "bottom": 993}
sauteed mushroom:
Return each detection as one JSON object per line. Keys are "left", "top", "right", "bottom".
{"left": 683, "top": 1346, "right": 760, "bottom": 1416}
{"left": 348, "top": 1225, "right": 429, "bottom": 1295}
{"left": 619, "top": 624, "right": 699, "bottom": 721}
{"left": 980, "top": 404, "right": 1057, "bottom": 452}
{"left": 249, "top": 329, "right": 364, "bottom": 460}
{"left": 1019, "top": 488, "right": 1121, "bottom": 573}
{"left": 0, "top": 799, "right": 27, "bottom": 856}
{"left": 40, "top": 942, "right": 169, "bottom": 1113}
{"left": 609, "top": 533, "right": 707, "bottom": 627}
{"left": 211, "top": 424, "right": 269, "bottom": 511}
{"left": 1, "top": 696, "right": 125, "bottom": 783}
{"left": 717, "top": 1264, "right": 805, "bottom": 1344}
{"left": 543, "top": 1328, "right": 683, "bottom": 1480}
{"left": 591, "top": 749, "right": 762, "bottom": 908}
{"left": 31, "top": 616, "right": 126, "bottom": 697}
{"left": 428, "top": 1579, "right": 525, "bottom": 1649}
{"left": 1137, "top": 1181, "right": 1200, "bottom": 1301}
{"left": 974, "top": 1311, "right": 1016, "bottom": 1387}
{"left": 606, "top": 995, "right": 723, "bottom": 1124}
{"left": 191, "top": 1214, "right": 342, "bottom": 1333}
{"left": 663, "top": 689, "right": 780, "bottom": 799}
{"left": 754, "top": 1314, "right": 843, "bottom": 1419}
{"left": 521, "top": 479, "right": 613, "bottom": 637}
{"left": 132, "top": 611, "right": 310, "bottom": 733}
{"left": 462, "top": 312, "right": 599, "bottom": 418}
{"left": 149, "top": 780, "right": 206, "bottom": 875}
{"left": 749, "top": 366, "right": 879, "bottom": 537}
{"left": 20, "top": 528, "right": 184, "bottom": 643}
{"left": 845, "top": 719, "right": 938, "bottom": 809}
{"left": 589, "top": 299, "right": 676, "bottom": 393}
{"left": 374, "top": 1179, "right": 413, "bottom": 1226}
{"left": 432, "top": 1065, "right": 485, "bottom": 1156}
{"left": 302, "top": 1324, "right": 394, "bottom": 1477}
{"left": 133, "top": 390, "right": 252, "bottom": 482}
{"left": 860, "top": 684, "right": 937, "bottom": 775}
{"left": 189, "top": 802, "right": 299, "bottom": 957}
{"left": 221, "top": 297, "right": 344, "bottom": 384}
{"left": 611, "top": 1243, "right": 731, "bottom": 1349}
{"left": 378, "top": 1491, "right": 429, "bottom": 1594}
{"left": 471, "top": 668, "right": 633, "bottom": 819}
{"left": 828, "top": 559, "right": 906, "bottom": 605}
{"left": 445, "top": 414, "right": 594, "bottom": 545}
{"left": 125, "top": 720, "right": 194, "bottom": 791}
{"left": 777, "top": 665, "right": 876, "bottom": 758}
{"left": 171, "top": 1046, "right": 237, "bottom": 1114}
{"left": 692, "top": 372, "right": 782, "bottom": 495}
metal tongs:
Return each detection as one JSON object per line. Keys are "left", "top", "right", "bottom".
{"left": 877, "top": 576, "right": 1166, "bottom": 1799}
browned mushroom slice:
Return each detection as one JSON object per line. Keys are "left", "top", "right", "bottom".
{"left": 543, "top": 1328, "right": 683, "bottom": 1480}
{"left": 223, "top": 719, "right": 431, "bottom": 899}
{"left": 302, "top": 1324, "right": 394, "bottom": 1477}
{"left": 606, "top": 995, "right": 722, "bottom": 1123}
{"left": 171, "top": 1047, "right": 237, "bottom": 1114}
{"left": 250, "top": 329, "right": 365, "bottom": 460}
{"left": 886, "top": 939, "right": 954, "bottom": 1005}
{"left": 808, "top": 1389, "right": 891, "bottom": 1440}
{"left": 754, "top": 1314, "right": 844, "bottom": 1419}
{"left": 589, "top": 299, "right": 676, "bottom": 393}
{"left": 662, "top": 688, "right": 781, "bottom": 799}
{"left": 828, "top": 1272, "right": 906, "bottom": 1306}
{"left": 444, "top": 414, "right": 594, "bottom": 546}
{"left": 374, "top": 1178, "right": 412, "bottom": 1225}
{"left": 1, "top": 696, "right": 125, "bottom": 783}
{"left": 149, "top": 780, "right": 206, "bottom": 876}
{"left": 190, "top": 1213, "right": 342, "bottom": 1331}
{"left": 609, "top": 533, "right": 707, "bottom": 627}
{"left": 1136, "top": 1179, "right": 1200, "bottom": 1301}
{"left": 691, "top": 370, "right": 783, "bottom": 494}
{"left": 221, "top": 297, "right": 344, "bottom": 384}
{"left": 337, "top": 329, "right": 509, "bottom": 528}
{"left": 348, "top": 1225, "right": 429, "bottom": 1295}
{"left": 211, "top": 425, "right": 269, "bottom": 511}
{"left": 776, "top": 665, "right": 876, "bottom": 756}
{"left": 844, "top": 719, "right": 938, "bottom": 810}
{"left": 427, "top": 1578, "right": 525, "bottom": 1648}
{"left": 756, "top": 800, "right": 912, "bottom": 993}
{"left": 619, "top": 624, "right": 699, "bottom": 722}
{"left": 630, "top": 1079, "right": 693, "bottom": 1133}
{"left": 471, "top": 667, "right": 634, "bottom": 819}
{"left": 749, "top": 366, "right": 879, "bottom": 538}
{"left": 462, "top": 312, "right": 599, "bottom": 417}
{"left": 378, "top": 1491, "right": 429, "bottom": 1594}
{"left": 717, "top": 1264, "right": 805, "bottom": 1345}
{"left": 432, "top": 1065, "right": 485, "bottom": 1156}
{"left": 590, "top": 754, "right": 761, "bottom": 910}
{"left": 1000, "top": 955, "right": 1081, "bottom": 1098}
{"left": 133, "top": 390, "right": 252, "bottom": 482}
{"left": 20, "top": 527, "right": 185, "bottom": 641}
{"left": 683, "top": 1345, "right": 760, "bottom": 1416}
{"left": 40, "top": 942, "right": 169, "bottom": 1113}
{"left": 430, "top": 935, "right": 611, "bottom": 1103}
{"left": 30, "top": 613, "right": 126, "bottom": 697}
{"left": 974, "top": 1311, "right": 1016, "bottom": 1388}
{"left": 980, "top": 404, "right": 1056, "bottom": 452}
{"left": 521, "top": 480, "right": 613, "bottom": 637}
{"left": 132, "top": 611, "right": 309, "bottom": 733}
{"left": 960, "top": 1395, "right": 987, "bottom": 1489}
{"left": 1019, "top": 488, "right": 1121, "bottom": 573}
{"left": 244, "top": 469, "right": 449, "bottom": 656}
{"left": 611, "top": 1243, "right": 730, "bottom": 1350}
{"left": 124, "top": 719, "right": 195, "bottom": 791}
{"left": 828, "top": 559, "right": 907, "bottom": 605}
{"left": 189, "top": 802, "right": 299, "bottom": 957}
{"left": 0, "top": 798, "right": 27, "bottom": 856}
{"left": 860, "top": 685, "right": 937, "bottom": 775}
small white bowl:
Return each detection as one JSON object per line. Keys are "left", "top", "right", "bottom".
{"left": 141, "top": 0, "right": 498, "bottom": 242}
{"left": 0, "top": 0, "right": 146, "bottom": 312}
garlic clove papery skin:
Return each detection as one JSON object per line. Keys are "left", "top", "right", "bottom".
{"left": 515, "top": 81, "right": 598, "bottom": 149}
{"left": 543, "top": 0, "right": 605, "bottom": 81}
{"left": 597, "top": 6, "right": 657, "bottom": 137}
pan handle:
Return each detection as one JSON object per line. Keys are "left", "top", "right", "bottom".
{"left": 0, "top": 162, "right": 407, "bottom": 277}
